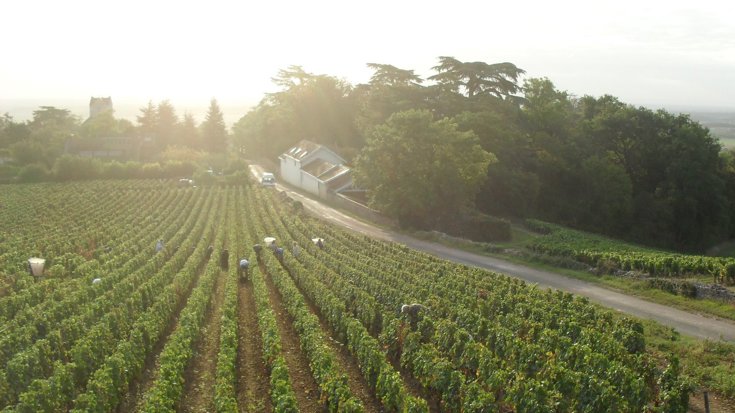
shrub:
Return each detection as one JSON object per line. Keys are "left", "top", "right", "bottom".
{"left": 443, "top": 212, "right": 511, "bottom": 242}
{"left": 53, "top": 155, "right": 102, "bottom": 181}
{"left": 17, "top": 163, "right": 49, "bottom": 182}
{"left": 161, "top": 161, "right": 196, "bottom": 178}
{"left": 140, "top": 163, "right": 164, "bottom": 178}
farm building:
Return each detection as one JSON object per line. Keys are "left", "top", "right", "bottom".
{"left": 279, "top": 140, "right": 353, "bottom": 198}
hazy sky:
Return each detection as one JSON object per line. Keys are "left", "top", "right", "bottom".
{"left": 2, "top": 0, "right": 734, "bottom": 112}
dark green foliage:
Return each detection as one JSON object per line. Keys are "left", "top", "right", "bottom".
{"left": 232, "top": 66, "right": 360, "bottom": 159}
{"left": 201, "top": 99, "right": 227, "bottom": 153}
{"left": 645, "top": 279, "right": 698, "bottom": 298}
{"left": 355, "top": 109, "right": 494, "bottom": 229}
{"left": 440, "top": 212, "right": 511, "bottom": 242}
{"left": 17, "top": 163, "right": 49, "bottom": 182}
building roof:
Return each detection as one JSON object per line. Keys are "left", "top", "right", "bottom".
{"left": 283, "top": 140, "right": 322, "bottom": 161}
{"left": 319, "top": 164, "right": 350, "bottom": 181}
{"left": 325, "top": 170, "right": 353, "bottom": 191}
{"left": 301, "top": 159, "right": 336, "bottom": 177}
{"left": 281, "top": 139, "right": 347, "bottom": 165}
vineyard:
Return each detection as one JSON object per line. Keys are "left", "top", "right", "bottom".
{"left": 526, "top": 220, "right": 735, "bottom": 284}
{"left": 0, "top": 178, "right": 689, "bottom": 412}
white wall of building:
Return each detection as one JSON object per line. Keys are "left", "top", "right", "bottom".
{"left": 279, "top": 156, "right": 302, "bottom": 187}
{"left": 301, "top": 173, "right": 320, "bottom": 196}
{"left": 279, "top": 142, "right": 349, "bottom": 197}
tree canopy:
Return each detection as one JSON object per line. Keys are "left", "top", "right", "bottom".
{"left": 201, "top": 99, "right": 227, "bottom": 153}
{"left": 355, "top": 109, "right": 494, "bottom": 228}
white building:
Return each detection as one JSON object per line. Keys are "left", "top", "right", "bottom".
{"left": 279, "top": 140, "right": 353, "bottom": 197}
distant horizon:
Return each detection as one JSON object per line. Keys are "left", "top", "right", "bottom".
{"left": 0, "top": 98, "right": 257, "bottom": 127}
{"left": 2, "top": 96, "right": 734, "bottom": 126}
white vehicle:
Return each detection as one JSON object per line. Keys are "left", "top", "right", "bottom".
{"left": 261, "top": 172, "right": 276, "bottom": 187}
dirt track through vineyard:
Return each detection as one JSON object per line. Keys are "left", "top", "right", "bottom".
{"left": 237, "top": 280, "right": 273, "bottom": 413}
{"left": 283, "top": 266, "right": 382, "bottom": 413}
{"left": 180, "top": 269, "right": 227, "bottom": 412}
{"left": 122, "top": 299, "right": 186, "bottom": 411}
{"left": 391, "top": 355, "right": 440, "bottom": 413}
{"left": 122, "top": 255, "right": 209, "bottom": 413}
{"left": 262, "top": 268, "right": 324, "bottom": 412}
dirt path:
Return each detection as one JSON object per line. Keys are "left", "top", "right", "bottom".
{"left": 261, "top": 269, "right": 324, "bottom": 413}
{"left": 180, "top": 270, "right": 227, "bottom": 413}
{"left": 689, "top": 390, "right": 735, "bottom": 413}
{"left": 237, "top": 279, "right": 273, "bottom": 413}
{"left": 121, "top": 259, "right": 209, "bottom": 413}
{"left": 121, "top": 311, "right": 182, "bottom": 413}
{"left": 284, "top": 268, "right": 382, "bottom": 413}
{"left": 388, "top": 357, "right": 440, "bottom": 413}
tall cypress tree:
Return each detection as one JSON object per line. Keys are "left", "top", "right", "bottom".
{"left": 201, "top": 98, "right": 227, "bottom": 153}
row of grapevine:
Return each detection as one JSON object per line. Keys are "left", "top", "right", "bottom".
{"left": 0, "top": 181, "right": 160, "bottom": 296}
{"left": 0, "top": 188, "right": 199, "bottom": 408}
{"left": 527, "top": 219, "right": 734, "bottom": 282}
{"left": 254, "top": 185, "right": 688, "bottom": 412}
{"left": 249, "top": 255, "right": 299, "bottom": 411}
{"left": 0, "top": 183, "right": 180, "bottom": 321}
{"left": 0, "top": 177, "right": 691, "bottom": 412}
{"left": 65, "top": 189, "right": 219, "bottom": 412}
{"left": 4, "top": 187, "right": 219, "bottom": 412}
{"left": 138, "top": 190, "right": 229, "bottom": 411}
{"left": 213, "top": 188, "right": 244, "bottom": 412}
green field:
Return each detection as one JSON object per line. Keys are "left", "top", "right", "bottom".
{"left": 690, "top": 111, "right": 735, "bottom": 149}
{"left": 0, "top": 179, "right": 704, "bottom": 412}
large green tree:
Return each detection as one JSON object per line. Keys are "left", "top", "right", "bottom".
{"left": 233, "top": 67, "right": 359, "bottom": 158}
{"left": 78, "top": 111, "right": 134, "bottom": 138}
{"left": 156, "top": 100, "right": 179, "bottom": 150}
{"left": 18, "top": 107, "right": 80, "bottom": 166}
{"left": 178, "top": 113, "right": 200, "bottom": 149}
{"left": 136, "top": 101, "right": 158, "bottom": 138}
{"left": 429, "top": 56, "right": 525, "bottom": 99}
{"left": 355, "top": 109, "right": 494, "bottom": 228}
{"left": 201, "top": 98, "right": 227, "bottom": 153}
{"left": 354, "top": 63, "right": 429, "bottom": 133}
{"left": 0, "top": 114, "right": 30, "bottom": 149}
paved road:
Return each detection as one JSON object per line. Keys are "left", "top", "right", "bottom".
{"left": 251, "top": 166, "right": 735, "bottom": 342}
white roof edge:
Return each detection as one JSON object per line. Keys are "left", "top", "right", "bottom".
{"left": 322, "top": 168, "right": 351, "bottom": 183}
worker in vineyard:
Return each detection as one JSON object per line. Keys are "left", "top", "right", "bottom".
{"left": 155, "top": 239, "right": 164, "bottom": 253}
{"left": 316, "top": 238, "right": 324, "bottom": 249}
{"left": 239, "top": 258, "right": 249, "bottom": 282}
{"left": 292, "top": 241, "right": 300, "bottom": 258}
{"left": 220, "top": 249, "right": 229, "bottom": 269}
{"left": 253, "top": 244, "right": 263, "bottom": 260}
{"left": 275, "top": 247, "right": 284, "bottom": 264}
{"left": 401, "top": 303, "right": 427, "bottom": 329}
{"left": 206, "top": 245, "right": 214, "bottom": 259}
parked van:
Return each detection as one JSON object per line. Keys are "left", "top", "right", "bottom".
{"left": 261, "top": 172, "right": 276, "bottom": 187}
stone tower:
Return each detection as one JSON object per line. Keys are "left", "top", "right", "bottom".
{"left": 89, "top": 97, "right": 113, "bottom": 118}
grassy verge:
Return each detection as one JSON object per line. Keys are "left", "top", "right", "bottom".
{"left": 521, "top": 260, "right": 735, "bottom": 322}
{"left": 642, "top": 318, "right": 735, "bottom": 411}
